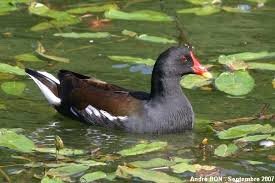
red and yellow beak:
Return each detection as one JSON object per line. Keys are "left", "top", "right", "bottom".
{"left": 190, "top": 51, "right": 213, "bottom": 79}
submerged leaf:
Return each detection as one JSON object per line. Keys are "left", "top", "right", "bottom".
{"left": 108, "top": 56, "right": 155, "bottom": 66}
{"left": 80, "top": 171, "right": 107, "bottom": 183}
{"left": 214, "top": 144, "right": 238, "bottom": 157}
{"left": 0, "top": 63, "right": 25, "bottom": 75}
{"left": 15, "top": 53, "right": 43, "bottom": 62}
{"left": 104, "top": 9, "right": 173, "bottom": 22}
{"left": 0, "top": 129, "right": 35, "bottom": 153}
{"left": 177, "top": 5, "right": 221, "bottom": 16}
{"left": 46, "top": 164, "right": 89, "bottom": 177}
{"left": 180, "top": 74, "right": 212, "bottom": 89}
{"left": 215, "top": 71, "right": 254, "bottom": 96}
{"left": 118, "top": 141, "right": 167, "bottom": 157}
{"left": 1, "top": 81, "right": 26, "bottom": 96}
{"left": 54, "top": 32, "right": 111, "bottom": 39}
{"left": 116, "top": 165, "right": 182, "bottom": 183}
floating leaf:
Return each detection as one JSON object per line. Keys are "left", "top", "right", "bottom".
{"left": 67, "top": 3, "right": 118, "bottom": 14}
{"left": 15, "top": 53, "right": 43, "bottom": 62}
{"left": 215, "top": 71, "right": 254, "bottom": 96}
{"left": 46, "top": 164, "right": 89, "bottom": 177}
{"left": 116, "top": 166, "right": 182, "bottom": 183}
{"left": 137, "top": 34, "right": 176, "bottom": 44}
{"left": 267, "top": 136, "right": 275, "bottom": 141}
{"left": 0, "top": 63, "right": 25, "bottom": 75}
{"left": 80, "top": 171, "right": 107, "bottom": 183}
{"left": 218, "top": 51, "right": 275, "bottom": 63}
{"left": 122, "top": 29, "right": 137, "bottom": 37}
{"left": 216, "top": 124, "right": 273, "bottom": 140}
{"left": 177, "top": 5, "right": 221, "bottom": 16}
{"left": 180, "top": 74, "right": 212, "bottom": 89}
{"left": 214, "top": 144, "right": 238, "bottom": 157}
{"left": 118, "top": 141, "right": 167, "bottom": 157}
{"left": 104, "top": 9, "right": 173, "bottom": 22}
{"left": 34, "top": 147, "right": 85, "bottom": 156}
{"left": 171, "top": 162, "right": 216, "bottom": 173}
{"left": 0, "top": 129, "right": 35, "bottom": 153}
{"left": 35, "top": 43, "right": 70, "bottom": 63}
{"left": 222, "top": 6, "right": 248, "bottom": 13}
{"left": 31, "top": 19, "right": 79, "bottom": 32}
{"left": 41, "top": 176, "right": 64, "bottom": 183}
{"left": 183, "top": 0, "right": 214, "bottom": 5}
{"left": 75, "top": 159, "right": 106, "bottom": 166}
{"left": 1, "top": 81, "right": 26, "bottom": 96}
{"left": 247, "top": 62, "right": 275, "bottom": 71}
{"left": 54, "top": 32, "right": 111, "bottom": 39}
{"left": 108, "top": 56, "right": 155, "bottom": 66}
{"left": 235, "top": 134, "right": 271, "bottom": 142}
{"left": 129, "top": 158, "right": 177, "bottom": 169}
{"left": 29, "top": 2, "right": 80, "bottom": 31}
{"left": 246, "top": 160, "right": 264, "bottom": 165}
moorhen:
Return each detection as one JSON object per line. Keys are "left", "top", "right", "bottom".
{"left": 25, "top": 46, "right": 212, "bottom": 134}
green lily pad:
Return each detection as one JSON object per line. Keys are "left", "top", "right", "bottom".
{"left": 180, "top": 74, "right": 212, "bottom": 89}
{"left": 171, "top": 162, "right": 216, "bottom": 173}
{"left": 1, "top": 81, "right": 26, "bottom": 96}
{"left": 214, "top": 144, "right": 238, "bottom": 157}
{"left": 118, "top": 141, "right": 167, "bottom": 157}
{"left": 75, "top": 159, "right": 106, "bottom": 166}
{"left": 183, "top": 0, "right": 214, "bottom": 5}
{"left": 215, "top": 71, "right": 255, "bottom": 96}
{"left": 129, "top": 158, "right": 177, "bottom": 169}
{"left": 137, "top": 34, "right": 176, "bottom": 44}
{"left": 35, "top": 51, "right": 70, "bottom": 63}
{"left": 104, "top": 9, "right": 173, "bottom": 22}
{"left": 67, "top": 3, "right": 118, "bottom": 14}
{"left": 41, "top": 176, "right": 64, "bottom": 183}
{"left": 31, "top": 19, "right": 79, "bottom": 32}
{"left": 222, "top": 6, "right": 248, "bottom": 13}
{"left": 217, "top": 124, "right": 274, "bottom": 140}
{"left": 108, "top": 56, "right": 155, "bottom": 66}
{"left": 177, "top": 5, "right": 221, "bottom": 16}
{"left": 34, "top": 147, "right": 85, "bottom": 156}
{"left": 54, "top": 32, "right": 111, "bottom": 39}
{"left": 218, "top": 51, "right": 275, "bottom": 63}
{"left": 246, "top": 160, "right": 264, "bottom": 165}
{"left": 46, "top": 164, "right": 89, "bottom": 177}
{"left": 80, "top": 171, "right": 107, "bottom": 183}
{"left": 0, "top": 63, "right": 25, "bottom": 75}
{"left": 15, "top": 53, "right": 43, "bottom": 62}
{"left": 0, "top": 129, "right": 35, "bottom": 153}
{"left": 122, "top": 29, "right": 137, "bottom": 37}
{"left": 247, "top": 62, "right": 275, "bottom": 71}
{"left": 235, "top": 134, "right": 271, "bottom": 142}
{"left": 116, "top": 165, "right": 182, "bottom": 183}
{"left": 29, "top": 2, "right": 80, "bottom": 31}
{"left": 267, "top": 136, "right": 275, "bottom": 141}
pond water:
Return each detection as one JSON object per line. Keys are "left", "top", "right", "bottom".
{"left": 0, "top": 0, "right": 275, "bottom": 182}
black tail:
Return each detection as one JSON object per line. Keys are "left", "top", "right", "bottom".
{"left": 25, "top": 68, "right": 61, "bottom": 106}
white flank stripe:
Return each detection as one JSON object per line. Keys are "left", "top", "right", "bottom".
{"left": 85, "top": 105, "right": 128, "bottom": 121}
{"left": 100, "top": 110, "right": 117, "bottom": 121}
{"left": 70, "top": 107, "right": 79, "bottom": 117}
{"left": 87, "top": 105, "right": 101, "bottom": 117}
{"left": 37, "top": 71, "right": 60, "bottom": 84}
{"left": 27, "top": 74, "right": 61, "bottom": 106}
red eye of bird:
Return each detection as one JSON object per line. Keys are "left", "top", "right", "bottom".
{"left": 181, "top": 56, "right": 187, "bottom": 63}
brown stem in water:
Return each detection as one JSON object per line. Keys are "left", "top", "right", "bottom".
{"left": 0, "top": 167, "right": 11, "bottom": 183}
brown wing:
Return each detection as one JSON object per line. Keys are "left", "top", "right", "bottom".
{"left": 58, "top": 70, "right": 143, "bottom": 116}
